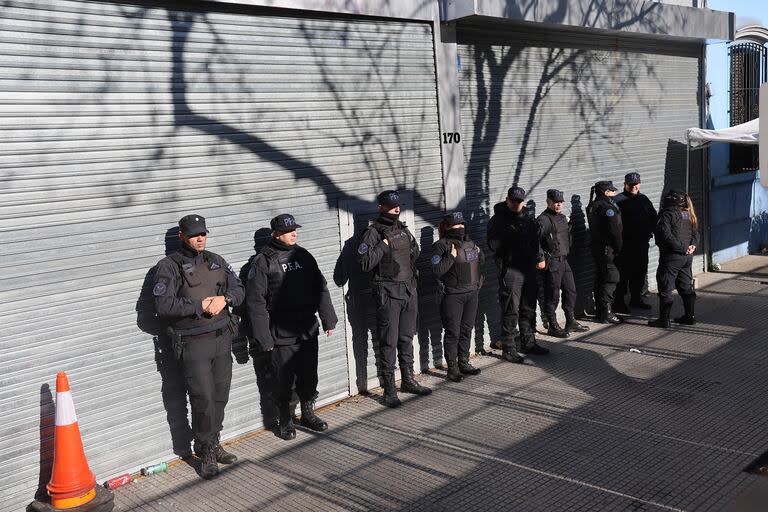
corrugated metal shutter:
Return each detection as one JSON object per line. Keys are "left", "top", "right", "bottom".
{"left": 0, "top": 1, "right": 442, "bottom": 508}
{"left": 457, "top": 24, "right": 703, "bottom": 336}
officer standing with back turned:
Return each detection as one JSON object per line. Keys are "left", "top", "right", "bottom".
{"left": 244, "top": 214, "right": 338, "bottom": 441}
{"left": 152, "top": 214, "right": 244, "bottom": 479}
{"left": 359, "top": 190, "right": 432, "bottom": 408}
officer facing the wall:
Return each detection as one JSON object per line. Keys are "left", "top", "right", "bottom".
{"left": 648, "top": 190, "right": 699, "bottom": 328}
{"left": 431, "top": 211, "right": 483, "bottom": 383}
{"left": 587, "top": 181, "right": 623, "bottom": 324}
{"left": 244, "top": 214, "right": 338, "bottom": 441}
{"left": 359, "top": 190, "right": 431, "bottom": 408}
{"left": 487, "top": 186, "right": 549, "bottom": 362}
{"left": 152, "top": 214, "right": 244, "bottom": 479}
{"left": 537, "top": 189, "right": 590, "bottom": 337}
{"left": 613, "top": 172, "right": 658, "bottom": 312}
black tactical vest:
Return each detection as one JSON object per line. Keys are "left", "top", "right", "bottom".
{"left": 441, "top": 238, "right": 481, "bottom": 291}
{"left": 373, "top": 221, "right": 414, "bottom": 281}
{"left": 678, "top": 210, "right": 693, "bottom": 246}
{"left": 541, "top": 212, "right": 570, "bottom": 257}
{"left": 260, "top": 244, "right": 318, "bottom": 313}
{"left": 172, "top": 253, "right": 227, "bottom": 332}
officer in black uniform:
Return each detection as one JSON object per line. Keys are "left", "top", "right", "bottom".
{"left": 537, "top": 189, "right": 590, "bottom": 337}
{"left": 244, "top": 214, "right": 338, "bottom": 440}
{"left": 587, "top": 181, "right": 623, "bottom": 324}
{"left": 648, "top": 190, "right": 699, "bottom": 328}
{"left": 431, "top": 212, "right": 483, "bottom": 383}
{"left": 487, "top": 186, "right": 549, "bottom": 363}
{"left": 613, "top": 172, "right": 658, "bottom": 312}
{"left": 152, "top": 214, "right": 244, "bottom": 479}
{"left": 359, "top": 190, "right": 431, "bottom": 408}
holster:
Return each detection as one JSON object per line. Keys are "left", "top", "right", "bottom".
{"left": 166, "top": 326, "right": 185, "bottom": 361}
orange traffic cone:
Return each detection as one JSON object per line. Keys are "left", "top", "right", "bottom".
{"left": 46, "top": 372, "right": 97, "bottom": 509}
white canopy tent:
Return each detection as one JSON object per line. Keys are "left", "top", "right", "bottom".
{"left": 683, "top": 118, "right": 761, "bottom": 191}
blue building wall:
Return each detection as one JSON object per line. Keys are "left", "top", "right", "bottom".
{"left": 705, "top": 18, "right": 768, "bottom": 265}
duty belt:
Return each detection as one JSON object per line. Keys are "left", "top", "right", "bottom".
{"left": 182, "top": 327, "right": 226, "bottom": 342}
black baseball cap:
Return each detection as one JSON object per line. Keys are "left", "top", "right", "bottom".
{"left": 625, "top": 172, "right": 641, "bottom": 184}
{"left": 178, "top": 214, "right": 208, "bottom": 235}
{"left": 547, "top": 189, "right": 564, "bottom": 202}
{"left": 270, "top": 213, "right": 302, "bottom": 232}
{"left": 507, "top": 186, "right": 526, "bottom": 201}
{"left": 443, "top": 211, "right": 465, "bottom": 225}
{"left": 377, "top": 190, "right": 401, "bottom": 208}
{"left": 595, "top": 180, "right": 618, "bottom": 193}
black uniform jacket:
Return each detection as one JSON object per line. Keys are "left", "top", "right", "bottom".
{"left": 487, "top": 202, "right": 544, "bottom": 270}
{"left": 245, "top": 239, "right": 337, "bottom": 351}
{"left": 655, "top": 207, "right": 699, "bottom": 255}
{"left": 614, "top": 191, "right": 657, "bottom": 244}
{"left": 588, "top": 196, "right": 623, "bottom": 254}
{"left": 153, "top": 244, "right": 244, "bottom": 324}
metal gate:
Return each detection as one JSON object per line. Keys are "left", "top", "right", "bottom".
{"left": 457, "top": 23, "right": 703, "bottom": 335}
{"left": 0, "top": 1, "right": 443, "bottom": 508}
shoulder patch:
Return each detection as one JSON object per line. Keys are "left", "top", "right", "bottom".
{"left": 152, "top": 282, "right": 167, "bottom": 296}
{"left": 209, "top": 261, "right": 221, "bottom": 270}
{"left": 431, "top": 254, "right": 442, "bottom": 265}
{"left": 606, "top": 209, "right": 615, "bottom": 217}
{"left": 227, "top": 263, "right": 236, "bottom": 274}
{"left": 247, "top": 266, "right": 257, "bottom": 280}
{"left": 358, "top": 242, "right": 369, "bottom": 255}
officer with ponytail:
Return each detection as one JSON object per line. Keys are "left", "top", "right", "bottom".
{"left": 431, "top": 212, "right": 483, "bottom": 383}
{"left": 648, "top": 190, "right": 699, "bottom": 328}
{"left": 586, "top": 181, "right": 623, "bottom": 324}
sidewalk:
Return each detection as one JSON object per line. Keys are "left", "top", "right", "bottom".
{"left": 114, "top": 255, "right": 768, "bottom": 512}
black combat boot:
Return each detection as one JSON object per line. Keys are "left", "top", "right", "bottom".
{"left": 564, "top": 311, "right": 589, "bottom": 333}
{"left": 458, "top": 356, "right": 481, "bottom": 375}
{"left": 400, "top": 367, "right": 432, "bottom": 395}
{"left": 540, "top": 314, "right": 550, "bottom": 331}
{"left": 546, "top": 316, "right": 570, "bottom": 338}
{"left": 501, "top": 343, "right": 524, "bottom": 363}
{"left": 446, "top": 361, "right": 463, "bottom": 382}
{"left": 674, "top": 293, "right": 696, "bottom": 325}
{"left": 213, "top": 434, "right": 237, "bottom": 464}
{"left": 299, "top": 399, "right": 328, "bottom": 432}
{"left": 475, "top": 345, "right": 488, "bottom": 356}
{"left": 278, "top": 404, "right": 297, "bottom": 441}
{"left": 199, "top": 441, "right": 219, "bottom": 479}
{"left": 648, "top": 298, "right": 672, "bottom": 328}
{"left": 382, "top": 373, "right": 402, "bottom": 408}
{"left": 597, "top": 305, "right": 622, "bottom": 324}
{"left": 522, "top": 334, "right": 549, "bottom": 355}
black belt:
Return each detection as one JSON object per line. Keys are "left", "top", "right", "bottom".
{"left": 182, "top": 328, "right": 226, "bottom": 342}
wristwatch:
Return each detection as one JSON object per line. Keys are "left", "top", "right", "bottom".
{"left": 224, "top": 293, "right": 233, "bottom": 306}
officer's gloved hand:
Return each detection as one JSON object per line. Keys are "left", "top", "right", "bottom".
{"left": 231, "top": 337, "right": 250, "bottom": 364}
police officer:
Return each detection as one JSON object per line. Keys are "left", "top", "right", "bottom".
{"left": 537, "top": 189, "right": 590, "bottom": 337}
{"left": 613, "top": 172, "right": 658, "bottom": 312}
{"left": 648, "top": 190, "right": 699, "bottom": 328}
{"left": 244, "top": 214, "right": 338, "bottom": 440}
{"left": 152, "top": 214, "right": 244, "bottom": 479}
{"left": 487, "top": 186, "right": 548, "bottom": 363}
{"left": 359, "top": 190, "right": 431, "bottom": 408}
{"left": 431, "top": 212, "right": 483, "bottom": 383}
{"left": 587, "top": 181, "right": 623, "bottom": 324}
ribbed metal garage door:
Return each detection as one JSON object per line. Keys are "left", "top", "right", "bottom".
{"left": 457, "top": 23, "right": 703, "bottom": 334}
{"left": 0, "top": 1, "right": 442, "bottom": 508}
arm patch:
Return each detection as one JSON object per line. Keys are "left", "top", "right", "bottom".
{"left": 358, "top": 242, "right": 369, "bottom": 254}
{"left": 431, "top": 254, "right": 441, "bottom": 265}
{"left": 606, "top": 209, "right": 615, "bottom": 217}
{"left": 152, "top": 281, "right": 168, "bottom": 296}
